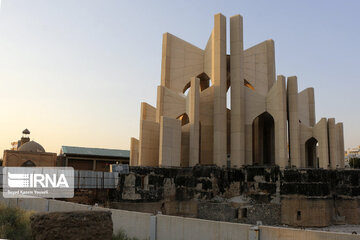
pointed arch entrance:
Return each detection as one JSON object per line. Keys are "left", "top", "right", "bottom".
{"left": 252, "top": 112, "right": 275, "bottom": 165}
{"left": 22, "top": 160, "right": 36, "bottom": 167}
{"left": 305, "top": 137, "right": 318, "bottom": 168}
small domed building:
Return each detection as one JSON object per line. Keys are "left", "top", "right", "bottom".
{"left": 3, "top": 129, "right": 57, "bottom": 167}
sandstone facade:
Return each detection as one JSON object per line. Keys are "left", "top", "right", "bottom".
{"left": 130, "top": 13, "right": 345, "bottom": 169}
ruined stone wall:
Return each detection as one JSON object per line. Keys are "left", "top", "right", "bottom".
{"left": 110, "top": 166, "right": 360, "bottom": 227}
{"left": 113, "top": 166, "right": 280, "bottom": 202}
{"left": 281, "top": 169, "right": 360, "bottom": 226}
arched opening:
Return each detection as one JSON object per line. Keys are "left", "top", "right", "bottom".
{"left": 305, "top": 137, "right": 318, "bottom": 168}
{"left": 183, "top": 82, "right": 191, "bottom": 95}
{"left": 227, "top": 86, "right": 231, "bottom": 109}
{"left": 22, "top": 160, "right": 36, "bottom": 167}
{"left": 252, "top": 112, "right": 275, "bottom": 165}
{"left": 197, "top": 72, "right": 211, "bottom": 91}
{"left": 176, "top": 113, "right": 189, "bottom": 126}
{"left": 182, "top": 73, "right": 211, "bottom": 95}
{"left": 226, "top": 82, "right": 231, "bottom": 162}
{"left": 244, "top": 79, "right": 255, "bottom": 90}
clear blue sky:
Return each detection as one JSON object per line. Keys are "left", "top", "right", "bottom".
{"left": 0, "top": 0, "right": 359, "bottom": 154}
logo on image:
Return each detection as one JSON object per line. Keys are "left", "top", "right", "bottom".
{"left": 2, "top": 167, "right": 74, "bottom": 198}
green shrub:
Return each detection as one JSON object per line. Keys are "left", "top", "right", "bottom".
{"left": 349, "top": 158, "right": 360, "bottom": 168}
{"left": 112, "top": 229, "right": 139, "bottom": 240}
{"left": 0, "top": 204, "right": 33, "bottom": 240}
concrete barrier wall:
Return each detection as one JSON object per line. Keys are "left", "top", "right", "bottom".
{"left": 48, "top": 199, "right": 92, "bottom": 212}
{"left": 157, "top": 215, "right": 251, "bottom": 240}
{"left": 109, "top": 208, "right": 151, "bottom": 239}
{"left": 1, "top": 194, "right": 360, "bottom": 240}
{"left": 18, "top": 198, "right": 49, "bottom": 212}
{"left": 260, "top": 225, "right": 360, "bottom": 240}
{"left": 7, "top": 198, "right": 18, "bottom": 208}
{"left": 92, "top": 206, "right": 151, "bottom": 239}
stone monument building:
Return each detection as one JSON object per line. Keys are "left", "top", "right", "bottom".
{"left": 130, "top": 13, "right": 345, "bottom": 169}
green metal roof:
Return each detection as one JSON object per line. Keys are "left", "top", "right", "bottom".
{"left": 61, "top": 146, "right": 130, "bottom": 158}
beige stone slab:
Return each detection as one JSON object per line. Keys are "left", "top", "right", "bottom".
{"left": 139, "top": 120, "right": 160, "bottom": 167}
{"left": 159, "top": 116, "right": 181, "bottom": 167}
{"left": 230, "top": 14, "right": 245, "bottom": 168}
{"left": 140, "top": 102, "right": 157, "bottom": 122}
{"left": 287, "top": 76, "right": 301, "bottom": 167}
{"left": 130, "top": 137, "right": 139, "bottom": 166}
{"left": 189, "top": 77, "right": 200, "bottom": 166}
{"left": 267, "top": 75, "right": 288, "bottom": 168}
{"left": 336, "top": 123, "right": 345, "bottom": 168}
{"left": 328, "top": 118, "right": 338, "bottom": 169}
{"left": 314, "top": 118, "right": 330, "bottom": 169}
{"left": 212, "top": 13, "right": 227, "bottom": 167}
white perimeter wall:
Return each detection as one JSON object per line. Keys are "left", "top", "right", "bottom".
{"left": 1, "top": 194, "right": 360, "bottom": 240}
{"left": 157, "top": 215, "right": 251, "bottom": 240}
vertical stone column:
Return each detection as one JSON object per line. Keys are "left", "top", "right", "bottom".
{"left": 274, "top": 75, "right": 289, "bottom": 168}
{"left": 328, "top": 118, "right": 338, "bottom": 169}
{"left": 287, "top": 76, "right": 301, "bottom": 167}
{"left": 130, "top": 138, "right": 139, "bottom": 166}
{"left": 161, "top": 33, "right": 171, "bottom": 89}
{"left": 139, "top": 102, "right": 159, "bottom": 167}
{"left": 314, "top": 118, "right": 330, "bottom": 169}
{"left": 159, "top": 116, "right": 181, "bottom": 167}
{"left": 212, "top": 13, "right": 227, "bottom": 167}
{"left": 189, "top": 77, "right": 200, "bottom": 166}
{"left": 308, "top": 88, "right": 316, "bottom": 127}
{"left": 138, "top": 120, "right": 159, "bottom": 167}
{"left": 265, "top": 40, "right": 276, "bottom": 91}
{"left": 156, "top": 86, "right": 165, "bottom": 123}
{"left": 336, "top": 123, "right": 345, "bottom": 168}
{"left": 230, "top": 14, "right": 245, "bottom": 168}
